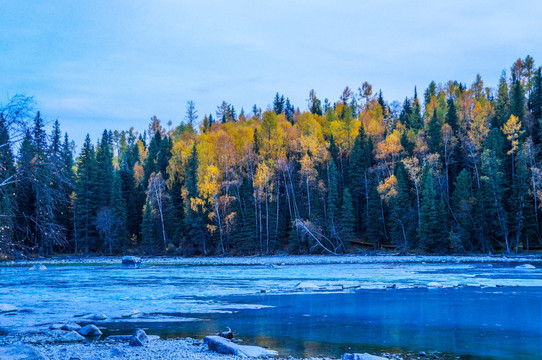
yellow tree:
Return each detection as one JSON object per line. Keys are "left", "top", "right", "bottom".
{"left": 501, "top": 114, "right": 524, "bottom": 181}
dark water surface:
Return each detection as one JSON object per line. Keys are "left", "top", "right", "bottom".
{"left": 103, "top": 287, "right": 542, "bottom": 360}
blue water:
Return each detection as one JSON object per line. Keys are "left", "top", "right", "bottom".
{"left": 2, "top": 262, "right": 542, "bottom": 359}
{"left": 104, "top": 287, "right": 542, "bottom": 359}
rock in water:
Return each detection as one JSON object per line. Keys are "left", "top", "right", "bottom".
{"left": 28, "top": 264, "right": 47, "bottom": 271}
{"left": 204, "top": 335, "right": 278, "bottom": 357}
{"left": 0, "top": 344, "right": 49, "bottom": 359}
{"left": 515, "top": 264, "right": 536, "bottom": 269}
{"left": 122, "top": 256, "right": 141, "bottom": 268}
{"left": 342, "top": 353, "right": 387, "bottom": 360}
{"left": 0, "top": 304, "right": 18, "bottom": 313}
{"left": 129, "top": 329, "right": 149, "bottom": 347}
{"left": 294, "top": 281, "right": 320, "bottom": 290}
{"left": 61, "top": 323, "right": 81, "bottom": 331}
{"left": 57, "top": 331, "right": 85, "bottom": 343}
{"left": 78, "top": 324, "right": 102, "bottom": 337}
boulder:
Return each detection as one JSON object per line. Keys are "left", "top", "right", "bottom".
{"left": 0, "top": 304, "right": 18, "bottom": 313}
{"left": 0, "top": 344, "right": 49, "bottom": 360}
{"left": 515, "top": 264, "right": 536, "bottom": 269}
{"left": 129, "top": 329, "right": 149, "bottom": 347}
{"left": 57, "top": 331, "right": 85, "bottom": 343}
{"left": 48, "top": 324, "right": 63, "bottom": 330}
{"left": 204, "top": 335, "right": 278, "bottom": 358}
{"left": 342, "top": 353, "right": 387, "bottom": 360}
{"left": 61, "top": 323, "right": 81, "bottom": 331}
{"left": 78, "top": 324, "right": 102, "bottom": 337}
{"left": 122, "top": 256, "right": 141, "bottom": 268}
{"left": 294, "top": 281, "right": 320, "bottom": 290}
{"left": 28, "top": 264, "right": 47, "bottom": 271}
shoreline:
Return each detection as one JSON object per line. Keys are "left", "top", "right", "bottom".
{"left": 2, "top": 253, "right": 542, "bottom": 268}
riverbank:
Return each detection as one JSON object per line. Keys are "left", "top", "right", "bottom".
{"left": 3, "top": 253, "right": 542, "bottom": 267}
{"left": 0, "top": 335, "right": 456, "bottom": 360}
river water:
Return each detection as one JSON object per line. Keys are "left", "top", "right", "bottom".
{"left": 1, "top": 260, "right": 541, "bottom": 359}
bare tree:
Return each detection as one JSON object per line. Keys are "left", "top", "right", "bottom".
{"left": 146, "top": 172, "right": 170, "bottom": 250}
{"left": 95, "top": 207, "right": 121, "bottom": 254}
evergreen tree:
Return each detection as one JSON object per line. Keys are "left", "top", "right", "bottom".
{"left": 427, "top": 109, "right": 442, "bottom": 154}
{"left": 493, "top": 73, "right": 510, "bottom": 130}
{"left": 418, "top": 166, "right": 443, "bottom": 253}
{"left": 95, "top": 130, "right": 114, "bottom": 209}
{"left": 273, "top": 93, "right": 285, "bottom": 114}
{"left": 452, "top": 169, "right": 474, "bottom": 251}
{"left": 75, "top": 134, "right": 97, "bottom": 253}
{"left": 339, "top": 187, "right": 355, "bottom": 247}
{"left": 445, "top": 98, "right": 459, "bottom": 133}
{"left": 327, "top": 159, "right": 339, "bottom": 224}
{"left": 349, "top": 126, "right": 373, "bottom": 235}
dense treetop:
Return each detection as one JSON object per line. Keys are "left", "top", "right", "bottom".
{"left": 1, "top": 56, "right": 542, "bottom": 258}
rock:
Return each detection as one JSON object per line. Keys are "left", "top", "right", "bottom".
{"left": 78, "top": 324, "right": 102, "bottom": 337}
{"left": 61, "top": 323, "right": 81, "bottom": 331}
{"left": 57, "top": 331, "right": 85, "bottom": 343}
{"left": 204, "top": 335, "right": 278, "bottom": 357}
{"left": 85, "top": 313, "right": 107, "bottom": 321}
{"left": 418, "top": 351, "right": 427, "bottom": 357}
{"left": 0, "top": 344, "right": 49, "bottom": 359}
{"left": 129, "top": 329, "right": 149, "bottom": 347}
{"left": 28, "top": 264, "right": 47, "bottom": 271}
{"left": 515, "top": 264, "right": 536, "bottom": 269}
{"left": 122, "top": 256, "right": 141, "bottom": 268}
{"left": 49, "top": 324, "right": 63, "bottom": 330}
{"left": 427, "top": 282, "right": 443, "bottom": 288}
{"left": 0, "top": 304, "right": 18, "bottom": 313}
{"left": 121, "top": 309, "right": 140, "bottom": 318}
{"left": 110, "top": 348, "right": 126, "bottom": 357}
{"left": 294, "top": 281, "right": 320, "bottom": 290}
{"left": 342, "top": 353, "right": 387, "bottom": 360}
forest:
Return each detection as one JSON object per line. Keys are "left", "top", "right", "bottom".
{"left": 1, "top": 56, "right": 542, "bottom": 258}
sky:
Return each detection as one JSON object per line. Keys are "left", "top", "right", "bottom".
{"left": 2, "top": 0, "right": 542, "bottom": 146}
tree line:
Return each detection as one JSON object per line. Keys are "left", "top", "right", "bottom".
{"left": 1, "top": 56, "right": 542, "bottom": 258}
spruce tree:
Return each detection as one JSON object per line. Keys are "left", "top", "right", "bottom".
{"left": 339, "top": 187, "right": 355, "bottom": 248}
{"left": 75, "top": 134, "right": 97, "bottom": 253}
{"left": 427, "top": 109, "right": 442, "bottom": 154}
{"left": 418, "top": 165, "right": 440, "bottom": 253}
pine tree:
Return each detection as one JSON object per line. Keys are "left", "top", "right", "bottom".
{"left": 427, "top": 109, "right": 442, "bottom": 154}
{"left": 75, "top": 134, "right": 97, "bottom": 253}
{"left": 418, "top": 165, "right": 441, "bottom": 253}
{"left": 95, "top": 130, "right": 114, "bottom": 209}
{"left": 445, "top": 98, "right": 459, "bottom": 133}
{"left": 327, "top": 159, "right": 339, "bottom": 224}
{"left": 339, "top": 187, "right": 355, "bottom": 248}
{"left": 389, "top": 163, "right": 415, "bottom": 251}
{"left": 111, "top": 170, "right": 129, "bottom": 253}
{"left": 493, "top": 73, "right": 510, "bottom": 130}
{"left": 349, "top": 126, "right": 373, "bottom": 235}
{"left": 452, "top": 169, "right": 474, "bottom": 251}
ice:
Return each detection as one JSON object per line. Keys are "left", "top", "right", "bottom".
{"left": 1, "top": 255, "right": 542, "bottom": 335}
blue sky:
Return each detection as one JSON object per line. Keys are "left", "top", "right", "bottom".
{"left": 2, "top": 1, "right": 542, "bottom": 146}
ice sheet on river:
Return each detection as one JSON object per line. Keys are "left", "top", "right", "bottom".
{"left": 1, "top": 256, "right": 542, "bottom": 334}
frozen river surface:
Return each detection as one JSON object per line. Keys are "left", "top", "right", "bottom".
{"left": 1, "top": 256, "right": 542, "bottom": 359}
